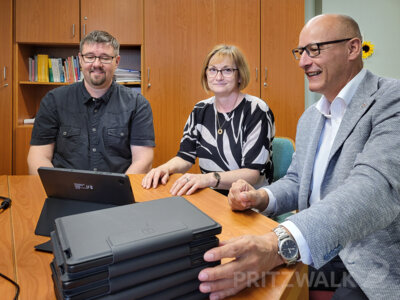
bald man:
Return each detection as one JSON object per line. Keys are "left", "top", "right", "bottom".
{"left": 198, "top": 14, "right": 400, "bottom": 300}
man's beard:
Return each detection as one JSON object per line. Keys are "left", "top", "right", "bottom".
{"left": 89, "top": 70, "right": 106, "bottom": 86}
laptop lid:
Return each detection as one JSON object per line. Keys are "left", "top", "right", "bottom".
{"left": 54, "top": 197, "right": 221, "bottom": 273}
{"left": 38, "top": 167, "right": 134, "bottom": 205}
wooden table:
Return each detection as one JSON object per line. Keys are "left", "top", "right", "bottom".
{"left": 0, "top": 176, "right": 17, "bottom": 300}
{"left": 7, "top": 174, "right": 308, "bottom": 300}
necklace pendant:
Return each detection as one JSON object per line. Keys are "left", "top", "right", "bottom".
{"left": 217, "top": 128, "right": 223, "bottom": 135}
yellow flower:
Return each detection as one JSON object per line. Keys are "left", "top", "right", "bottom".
{"left": 362, "top": 41, "right": 374, "bottom": 59}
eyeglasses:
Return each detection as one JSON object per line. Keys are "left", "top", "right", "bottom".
{"left": 292, "top": 38, "right": 353, "bottom": 60}
{"left": 206, "top": 67, "right": 238, "bottom": 78}
{"left": 81, "top": 54, "right": 115, "bottom": 64}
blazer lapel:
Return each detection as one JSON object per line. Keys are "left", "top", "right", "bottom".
{"left": 329, "top": 71, "right": 379, "bottom": 161}
{"left": 299, "top": 111, "right": 325, "bottom": 210}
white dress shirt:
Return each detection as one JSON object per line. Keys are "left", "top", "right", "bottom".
{"left": 264, "top": 69, "right": 367, "bottom": 265}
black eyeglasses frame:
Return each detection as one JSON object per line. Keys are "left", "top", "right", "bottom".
{"left": 292, "top": 38, "right": 354, "bottom": 60}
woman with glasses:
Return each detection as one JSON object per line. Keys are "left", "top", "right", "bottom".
{"left": 142, "top": 44, "right": 275, "bottom": 196}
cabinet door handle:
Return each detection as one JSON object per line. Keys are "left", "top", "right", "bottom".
{"left": 264, "top": 67, "right": 268, "bottom": 87}
{"left": 3, "top": 66, "right": 7, "bottom": 86}
{"left": 83, "top": 24, "right": 86, "bottom": 36}
{"left": 255, "top": 67, "right": 258, "bottom": 81}
{"left": 147, "top": 68, "right": 151, "bottom": 88}
{"left": 72, "top": 24, "right": 75, "bottom": 37}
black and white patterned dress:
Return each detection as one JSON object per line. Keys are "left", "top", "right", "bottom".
{"left": 177, "top": 94, "right": 275, "bottom": 189}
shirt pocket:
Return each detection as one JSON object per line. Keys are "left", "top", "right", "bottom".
{"left": 57, "top": 126, "right": 84, "bottom": 156}
{"left": 105, "top": 127, "right": 130, "bottom": 158}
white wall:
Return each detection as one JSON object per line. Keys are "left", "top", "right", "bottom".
{"left": 322, "top": 0, "right": 400, "bottom": 80}
{"left": 304, "top": 0, "right": 400, "bottom": 107}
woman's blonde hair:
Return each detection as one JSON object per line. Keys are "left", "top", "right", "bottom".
{"left": 201, "top": 44, "right": 250, "bottom": 92}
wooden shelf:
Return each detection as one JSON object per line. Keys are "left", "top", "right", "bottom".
{"left": 19, "top": 81, "right": 70, "bottom": 86}
{"left": 20, "top": 80, "right": 141, "bottom": 86}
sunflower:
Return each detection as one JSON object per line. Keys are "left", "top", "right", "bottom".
{"left": 362, "top": 41, "right": 374, "bottom": 59}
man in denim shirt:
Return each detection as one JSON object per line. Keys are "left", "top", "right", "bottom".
{"left": 28, "top": 30, "right": 155, "bottom": 174}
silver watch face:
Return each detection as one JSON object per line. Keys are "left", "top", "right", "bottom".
{"left": 281, "top": 239, "right": 298, "bottom": 260}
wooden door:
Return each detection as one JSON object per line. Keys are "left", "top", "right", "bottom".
{"left": 261, "top": 0, "right": 305, "bottom": 139}
{"left": 15, "top": 0, "right": 80, "bottom": 44}
{"left": 81, "top": 0, "right": 143, "bottom": 45}
{"left": 214, "top": 0, "right": 261, "bottom": 97}
{"left": 0, "top": 0, "right": 12, "bottom": 174}
{"left": 144, "top": 0, "right": 214, "bottom": 167}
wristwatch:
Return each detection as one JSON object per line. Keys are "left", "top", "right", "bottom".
{"left": 273, "top": 225, "right": 299, "bottom": 265}
{"left": 213, "top": 172, "right": 221, "bottom": 188}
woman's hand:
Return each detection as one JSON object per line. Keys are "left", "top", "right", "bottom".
{"left": 141, "top": 165, "right": 171, "bottom": 189}
{"left": 170, "top": 173, "right": 215, "bottom": 196}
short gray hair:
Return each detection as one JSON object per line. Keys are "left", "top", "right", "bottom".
{"left": 80, "top": 30, "right": 120, "bottom": 56}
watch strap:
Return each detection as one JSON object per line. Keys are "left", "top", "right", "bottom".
{"left": 273, "top": 225, "right": 299, "bottom": 265}
{"left": 213, "top": 172, "right": 220, "bottom": 188}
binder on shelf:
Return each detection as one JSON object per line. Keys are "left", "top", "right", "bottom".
{"left": 58, "top": 58, "right": 65, "bottom": 82}
{"left": 28, "top": 57, "right": 33, "bottom": 81}
{"left": 34, "top": 54, "right": 38, "bottom": 82}
{"left": 37, "top": 54, "right": 49, "bottom": 82}
{"left": 48, "top": 58, "right": 54, "bottom": 82}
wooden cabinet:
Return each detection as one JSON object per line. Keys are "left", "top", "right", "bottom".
{"left": 144, "top": 0, "right": 261, "bottom": 167}
{"left": 144, "top": 0, "right": 304, "bottom": 168}
{"left": 16, "top": 0, "right": 142, "bottom": 45}
{"left": 16, "top": 0, "right": 80, "bottom": 44}
{"left": 81, "top": 0, "right": 142, "bottom": 45}
{"left": 0, "top": 0, "right": 12, "bottom": 174}
{"left": 13, "top": 1, "right": 143, "bottom": 174}
{"left": 213, "top": 0, "right": 261, "bottom": 97}
{"left": 144, "top": 0, "right": 213, "bottom": 168}
{"left": 261, "top": 0, "right": 305, "bottom": 139}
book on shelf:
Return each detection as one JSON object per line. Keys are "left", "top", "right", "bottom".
{"left": 115, "top": 67, "right": 141, "bottom": 83}
{"left": 28, "top": 57, "right": 33, "bottom": 82}
{"left": 51, "top": 58, "right": 60, "bottom": 82}
{"left": 48, "top": 58, "right": 54, "bottom": 82}
{"left": 23, "top": 118, "right": 35, "bottom": 124}
{"left": 37, "top": 54, "right": 49, "bottom": 82}
{"left": 34, "top": 55, "right": 38, "bottom": 82}
{"left": 28, "top": 55, "right": 83, "bottom": 83}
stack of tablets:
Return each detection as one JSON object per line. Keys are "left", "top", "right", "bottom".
{"left": 50, "top": 197, "right": 221, "bottom": 300}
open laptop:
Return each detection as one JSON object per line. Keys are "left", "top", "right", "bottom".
{"left": 34, "top": 167, "right": 135, "bottom": 252}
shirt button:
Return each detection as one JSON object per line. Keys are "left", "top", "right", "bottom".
{"left": 93, "top": 168, "right": 97, "bottom": 171}
{"left": 92, "top": 148, "right": 97, "bottom": 152}
{"left": 94, "top": 109, "right": 98, "bottom": 113}
{"left": 120, "top": 132, "right": 124, "bottom": 136}
{"left": 92, "top": 128, "right": 96, "bottom": 132}
{"left": 63, "top": 131, "right": 67, "bottom": 136}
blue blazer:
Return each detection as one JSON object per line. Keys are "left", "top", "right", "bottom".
{"left": 267, "top": 70, "right": 400, "bottom": 299}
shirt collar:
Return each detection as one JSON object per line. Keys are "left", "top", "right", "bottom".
{"left": 316, "top": 69, "right": 367, "bottom": 119}
{"left": 81, "top": 80, "right": 116, "bottom": 104}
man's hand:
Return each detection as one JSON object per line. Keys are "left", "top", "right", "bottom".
{"left": 198, "top": 234, "right": 284, "bottom": 299}
{"left": 228, "top": 179, "right": 269, "bottom": 212}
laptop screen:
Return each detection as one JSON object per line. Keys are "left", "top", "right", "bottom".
{"left": 38, "top": 167, "right": 135, "bottom": 205}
